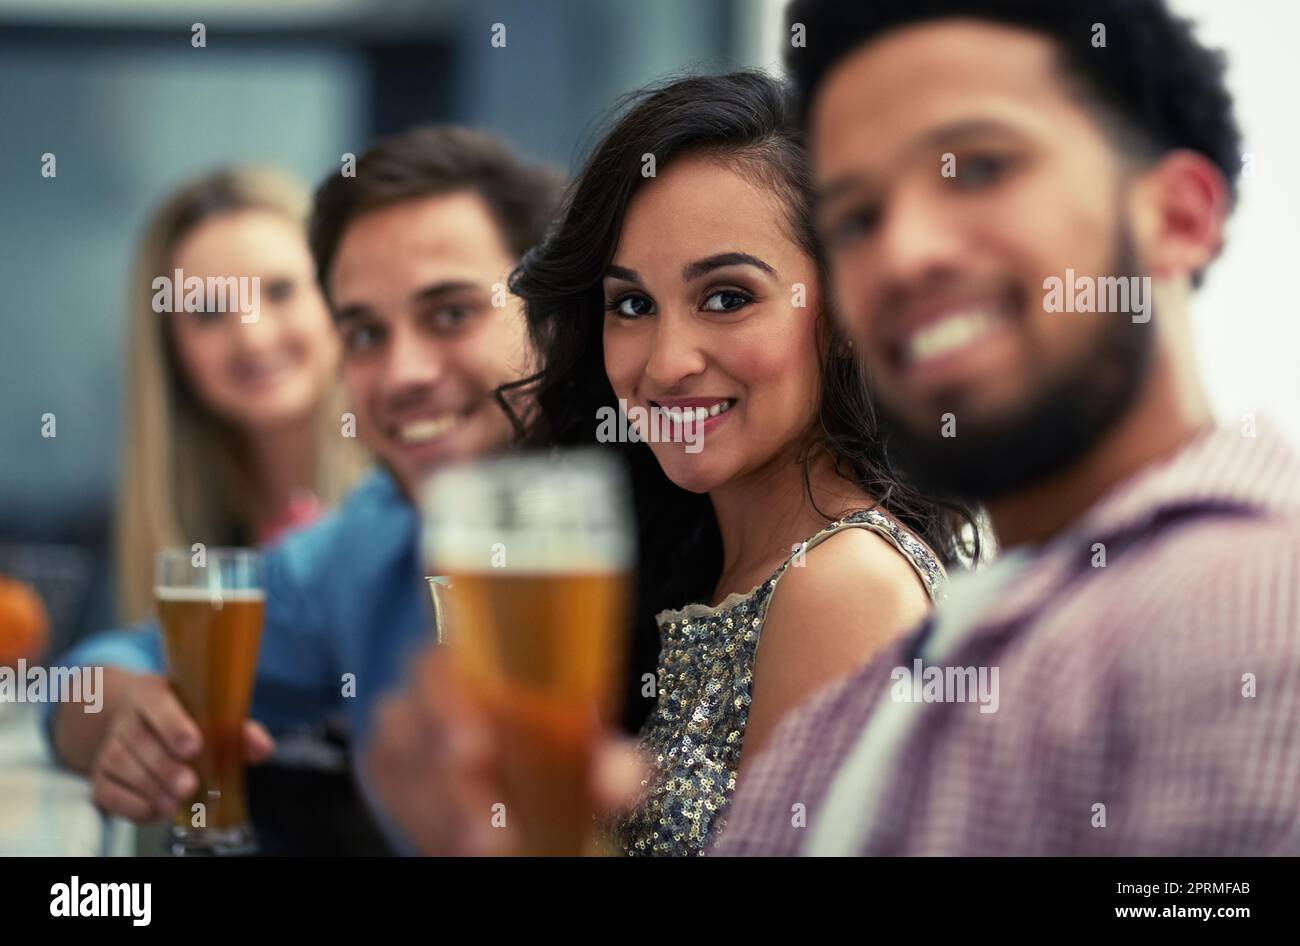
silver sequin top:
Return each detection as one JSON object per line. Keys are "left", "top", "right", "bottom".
{"left": 616, "top": 507, "right": 948, "bottom": 856}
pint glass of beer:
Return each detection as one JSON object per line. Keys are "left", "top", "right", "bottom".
{"left": 422, "top": 451, "right": 633, "bottom": 856}
{"left": 155, "top": 548, "right": 264, "bottom": 856}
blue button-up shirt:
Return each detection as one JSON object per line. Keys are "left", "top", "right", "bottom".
{"left": 45, "top": 469, "right": 432, "bottom": 755}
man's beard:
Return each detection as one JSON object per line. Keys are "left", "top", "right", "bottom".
{"left": 870, "top": 230, "right": 1155, "bottom": 505}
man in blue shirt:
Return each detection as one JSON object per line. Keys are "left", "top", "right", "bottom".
{"left": 46, "top": 127, "right": 563, "bottom": 829}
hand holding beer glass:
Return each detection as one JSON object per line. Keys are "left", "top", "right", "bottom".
{"left": 155, "top": 548, "right": 264, "bottom": 855}
{"left": 422, "top": 450, "right": 633, "bottom": 856}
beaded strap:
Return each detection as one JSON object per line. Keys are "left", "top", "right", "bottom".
{"left": 770, "top": 507, "right": 949, "bottom": 604}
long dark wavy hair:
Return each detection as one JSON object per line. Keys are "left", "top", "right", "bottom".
{"left": 499, "top": 71, "right": 979, "bottom": 730}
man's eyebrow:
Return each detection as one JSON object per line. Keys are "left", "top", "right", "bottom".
{"left": 815, "top": 174, "right": 874, "bottom": 212}
{"left": 682, "top": 252, "right": 776, "bottom": 281}
{"left": 412, "top": 279, "right": 482, "bottom": 305}
{"left": 333, "top": 302, "right": 372, "bottom": 325}
{"left": 815, "top": 118, "right": 1027, "bottom": 209}
{"left": 333, "top": 279, "right": 484, "bottom": 323}
{"left": 912, "top": 117, "right": 1025, "bottom": 154}
{"left": 604, "top": 264, "right": 641, "bottom": 284}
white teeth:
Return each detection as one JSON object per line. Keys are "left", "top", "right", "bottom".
{"left": 654, "top": 400, "right": 734, "bottom": 423}
{"left": 398, "top": 415, "right": 457, "bottom": 444}
{"left": 905, "top": 310, "right": 1000, "bottom": 365}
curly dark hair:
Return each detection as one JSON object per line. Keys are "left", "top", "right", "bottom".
{"left": 784, "top": 0, "right": 1242, "bottom": 209}
{"left": 499, "top": 71, "right": 980, "bottom": 731}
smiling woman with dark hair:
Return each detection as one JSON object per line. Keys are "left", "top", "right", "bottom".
{"left": 501, "top": 70, "right": 979, "bottom": 855}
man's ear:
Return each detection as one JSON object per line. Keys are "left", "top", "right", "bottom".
{"left": 1130, "top": 149, "right": 1230, "bottom": 283}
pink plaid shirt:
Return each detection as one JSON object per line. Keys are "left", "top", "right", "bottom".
{"left": 712, "top": 419, "right": 1300, "bottom": 856}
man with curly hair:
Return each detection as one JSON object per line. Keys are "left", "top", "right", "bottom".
{"left": 714, "top": 0, "right": 1300, "bottom": 856}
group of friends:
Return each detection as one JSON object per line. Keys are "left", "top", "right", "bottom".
{"left": 44, "top": 0, "right": 1300, "bottom": 855}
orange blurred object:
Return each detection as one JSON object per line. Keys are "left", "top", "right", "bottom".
{"left": 0, "top": 576, "right": 50, "bottom": 667}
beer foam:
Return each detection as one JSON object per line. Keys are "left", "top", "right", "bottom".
{"left": 154, "top": 587, "right": 265, "bottom": 602}
{"left": 425, "top": 527, "right": 631, "bottom": 574}
{"left": 421, "top": 450, "right": 635, "bottom": 575}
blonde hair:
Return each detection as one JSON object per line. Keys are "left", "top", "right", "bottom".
{"left": 117, "top": 167, "right": 367, "bottom": 623}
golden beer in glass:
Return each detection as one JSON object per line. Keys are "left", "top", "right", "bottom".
{"left": 155, "top": 548, "right": 264, "bottom": 855}
{"left": 423, "top": 451, "right": 633, "bottom": 856}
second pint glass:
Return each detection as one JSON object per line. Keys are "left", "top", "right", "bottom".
{"left": 155, "top": 547, "right": 264, "bottom": 856}
{"left": 422, "top": 450, "right": 633, "bottom": 856}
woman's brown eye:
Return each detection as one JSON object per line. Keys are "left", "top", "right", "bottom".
{"left": 608, "top": 294, "right": 654, "bottom": 318}
{"left": 262, "top": 279, "right": 294, "bottom": 303}
{"left": 702, "top": 290, "right": 751, "bottom": 312}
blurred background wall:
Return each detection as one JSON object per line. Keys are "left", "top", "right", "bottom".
{"left": 1, "top": 0, "right": 1297, "bottom": 653}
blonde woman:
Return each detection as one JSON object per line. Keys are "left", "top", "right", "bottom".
{"left": 117, "top": 168, "right": 366, "bottom": 623}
